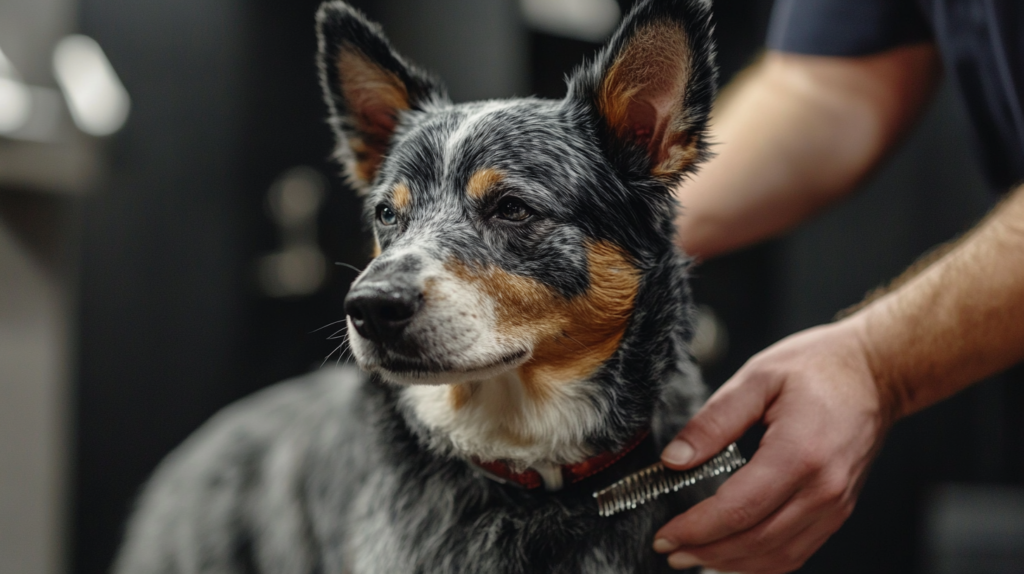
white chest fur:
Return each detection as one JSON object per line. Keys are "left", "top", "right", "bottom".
{"left": 399, "top": 370, "right": 610, "bottom": 471}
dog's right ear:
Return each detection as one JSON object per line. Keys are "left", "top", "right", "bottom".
{"left": 317, "top": 2, "right": 447, "bottom": 192}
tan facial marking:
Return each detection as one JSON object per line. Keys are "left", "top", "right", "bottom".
{"left": 392, "top": 182, "right": 412, "bottom": 210}
{"left": 466, "top": 168, "right": 504, "bottom": 200}
{"left": 338, "top": 46, "right": 411, "bottom": 183}
{"left": 598, "top": 22, "right": 698, "bottom": 178}
{"left": 371, "top": 239, "right": 382, "bottom": 258}
{"left": 449, "top": 240, "right": 639, "bottom": 402}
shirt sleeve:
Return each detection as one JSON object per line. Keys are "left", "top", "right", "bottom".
{"left": 766, "top": 0, "right": 933, "bottom": 57}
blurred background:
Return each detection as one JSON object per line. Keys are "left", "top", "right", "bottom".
{"left": 0, "top": 0, "right": 1021, "bottom": 573}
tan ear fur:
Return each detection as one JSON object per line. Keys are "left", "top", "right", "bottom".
{"left": 598, "top": 21, "right": 699, "bottom": 178}
{"left": 338, "top": 46, "right": 412, "bottom": 185}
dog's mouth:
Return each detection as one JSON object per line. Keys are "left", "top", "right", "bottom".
{"left": 365, "top": 348, "right": 530, "bottom": 385}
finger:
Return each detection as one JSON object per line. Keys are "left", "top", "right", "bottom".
{"left": 672, "top": 467, "right": 856, "bottom": 574}
{"left": 655, "top": 438, "right": 809, "bottom": 547}
{"left": 668, "top": 488, "right": 830, "bottom": 571}
{"left": 675, "top": 523, "right": 818, "bottom": 574}
{"left": 662, "top": 369, "right": 777, "bottom": 470}
{"left": 699, "top": 511, "right": 844, "bottom": 574}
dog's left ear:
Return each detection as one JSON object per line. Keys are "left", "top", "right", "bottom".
{"left": 568, "top": 0, "right": 717, "bottom": 183}
{"left": 317, "top": 2, "right": 447, "bottom": 192}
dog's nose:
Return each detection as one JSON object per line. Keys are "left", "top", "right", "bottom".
{"left": 344, "top": 286, "right": 422, "bottom": 343}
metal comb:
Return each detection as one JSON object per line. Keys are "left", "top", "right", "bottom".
{"left": 593, "top": 443, "right": 747, "bottom": 517}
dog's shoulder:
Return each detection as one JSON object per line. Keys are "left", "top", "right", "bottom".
{"left": 114, "top": 365, "right": 370, "bottom": 574}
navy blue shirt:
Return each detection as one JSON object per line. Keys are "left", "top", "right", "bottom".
{"left": 767, "top": 0, "right": 1024, "bottom": 190}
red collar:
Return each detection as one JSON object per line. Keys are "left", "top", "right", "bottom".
{"left": 471, "top": 430, "right": 651, "bottom": 491}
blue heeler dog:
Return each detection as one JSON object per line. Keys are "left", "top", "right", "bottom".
{"left": 115, "top": 0, "right": 721, "bottom": 571}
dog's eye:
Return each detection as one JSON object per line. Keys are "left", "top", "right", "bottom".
{"left": 376, "top": 205, "right": 398, "bottom": 226}
{"left": 494, "top": 197, "right": 533, "bottom": 222}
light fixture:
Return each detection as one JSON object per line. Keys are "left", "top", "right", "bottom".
{"left": 0, "top": 45, "right": 32, "bottom": 135}
{"left": 259, "top": 167, "right": 329, "bottom": 298}
{"left": 0, "top": 45, "right": 16, "bottom": 77}
{"left": 52, "top": 35, "right": 130, "bottom": 137}
{"left": 0, "top": 77, "right": 32, "bottom": 135}
{"left": 520, "top": 0, "right": 621, "bottom": 43}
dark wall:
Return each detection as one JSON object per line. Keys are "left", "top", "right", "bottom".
{"left": 73, "top": 0, "right": 358, "bottom": 572}
{"left": 74, "top": 1, "right": 247, "bottom": 572}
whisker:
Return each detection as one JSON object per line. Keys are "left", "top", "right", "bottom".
{"left": 321, "top": 344, "right": 343, "bottom": 368}
{"left": 336, "top": 334, "right": 353, "bottom": 366}
{"left": 335, "top": 261, "right": 364, "bottom": 274}
{"left": 311, "top": 318, "right": 348, "bottom": 334}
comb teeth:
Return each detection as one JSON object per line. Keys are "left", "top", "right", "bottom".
{"left": 593, "top": 443, "right": 747, "bottom": 517}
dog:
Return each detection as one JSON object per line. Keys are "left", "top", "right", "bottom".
{"left": 114, "top": 1, "right": 718, "bottom": 572}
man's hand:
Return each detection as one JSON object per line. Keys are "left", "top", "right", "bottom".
{"left": 654, "top": 185, "right": 1024, "bottom": 572}
{"left": 653, "top": 317, "right": 892, "bottom": 573}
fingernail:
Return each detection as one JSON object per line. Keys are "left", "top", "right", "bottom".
{"left": 663, "top": 440, "right": 695, "bottom": 467}
{"left": 668, "top": 551, "right": 702, "bottom": 569}
{"left": 653, "top": 538, "right": 679, "bottom": 553}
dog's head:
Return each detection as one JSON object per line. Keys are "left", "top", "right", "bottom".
{"left": 318, "top": 0, "right": 715, "bottom": 396}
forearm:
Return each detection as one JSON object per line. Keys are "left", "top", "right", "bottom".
{"left": 851, "top": 185, "right": 1024, "bottom": 420}
{"left": 677, "top": 45, "right": 940, "bottom": 259}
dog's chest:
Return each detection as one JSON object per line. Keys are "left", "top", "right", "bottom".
{"left": 340, "top": 473, "right": 667, "bottom": 574}
{"left": 314, "top": 391, "right": 676, "bottom": 574}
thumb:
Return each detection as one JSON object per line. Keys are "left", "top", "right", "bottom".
{"left": 661, "top": 372, "right": 772, "bottom": 469}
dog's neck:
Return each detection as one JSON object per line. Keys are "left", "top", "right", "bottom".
{"left": 399, "top": 369, "right": 614, "bottom": 472}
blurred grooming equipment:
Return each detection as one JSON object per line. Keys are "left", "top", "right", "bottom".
{"left": 259, "top": 166, "right": 328, "bottom": 298}
{"left": 520, "top": 0, "right": 621, "bottom": 42}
